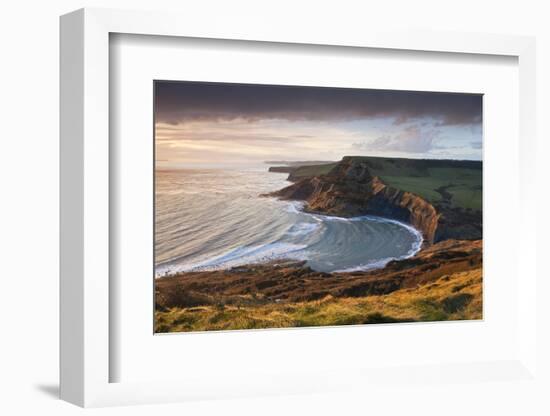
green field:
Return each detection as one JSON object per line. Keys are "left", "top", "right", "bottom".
{"left": 288, "top": 162, "right": 338, "bottom": 179}
{"left": 289, "top": 156, "right": 482, "bottom": 212}
{"left": 379, "top": 167, "right": 482, "bottom": 210}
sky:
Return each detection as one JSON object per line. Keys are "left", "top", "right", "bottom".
{"left": 155, "top": 81, "right": 482, "bottom": 168}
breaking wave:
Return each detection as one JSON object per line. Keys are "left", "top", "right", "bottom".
{"left": 155, "top": 169, "right": 423, "bottom": 277}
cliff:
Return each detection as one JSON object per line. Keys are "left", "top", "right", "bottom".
{"left": 269, "top": 156, "right": 482, "bottom": 245}
{"left": 266, "top": 157, "right": 438, "bottom": 243}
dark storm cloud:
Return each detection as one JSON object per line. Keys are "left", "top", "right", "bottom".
{"left": 155, "top": 81, "right": 482, "bottom": 126}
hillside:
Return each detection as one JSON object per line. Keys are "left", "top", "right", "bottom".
{"left": 266, "top": 156, "right": 482, "bottom": 243}
{"left": 155, "top": 239, "right": 482, "bottom": 332}
{"left": 267, "top": 161, "right": 338, "bottom": 178}
{"left": 155, "top": 156, "right": 484, "bottom": 333}
{"left": 271, "top": 156, "right": 482, "bottom": 211}
{"left": 286, "top": 162, "right": 338, "bottom": 181}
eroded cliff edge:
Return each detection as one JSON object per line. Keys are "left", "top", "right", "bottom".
{"left": 266, "top": 156, "right": 482, "bottom": 244}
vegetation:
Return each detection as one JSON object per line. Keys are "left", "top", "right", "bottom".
{"left": 284, "top": 156, "right": 482, "bottom": 211}
{"left": 378, "top": 167, "right": 482, "bottom": 211}
{"left": 154, "top": 157, "right": 484, "bottom": 333}
{"left": 155, "top": 268, "right": 482, "bottom": 333}
{"left": 288, "top": 162, "right": 338, "bottom": 180}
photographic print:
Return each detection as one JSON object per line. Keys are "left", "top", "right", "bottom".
{"left": 154, "top": 81, "right": 482, "bottom": 333}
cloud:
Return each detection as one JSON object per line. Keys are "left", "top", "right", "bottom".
{"left": 154, "top": 119, "right": 357, "bottom": 166}
{"left": 155, "top": 81, "right": 482, "bottom": 126}
{"left": 352, "top": 125, "right": 439, "bottom": 154}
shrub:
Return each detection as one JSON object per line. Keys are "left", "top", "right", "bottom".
{"left": 441, "top": 293, "right": 474, "bottom": 314}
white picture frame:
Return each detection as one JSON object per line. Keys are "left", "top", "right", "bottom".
{"left": 60, "top": 7, "right": 538, "bottom": 408}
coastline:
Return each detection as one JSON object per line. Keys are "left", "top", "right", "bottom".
{"left": 155, "top": 191, "right": 424, "bottom": 278}
{"left": 154, "top": 156, "right": 483, "bottom": 332}
{"left": 155, "top": 239, "right": 482, "bottom": 332}
{"left": 265, "top": 156, "right": 482, "bottom": 244}
{"left": 286, "top": 202, "right": 425, "bottom": 273}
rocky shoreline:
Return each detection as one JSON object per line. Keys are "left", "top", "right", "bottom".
{"left": 155, "top": 239, "right": 482, "bottom": 331}
{"left": 265, "top": 156, "right": 482, "bottom": 244}
{"left": 156, "top": 239, "right": 481, "bottom": 310}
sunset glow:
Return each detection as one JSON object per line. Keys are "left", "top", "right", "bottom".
{"left": 155, "top": 81, "right": 482, "bottom": 168}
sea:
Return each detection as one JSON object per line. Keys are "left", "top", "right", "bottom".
{"left": 155, "top": 168, "right": 423, "bottom": 277}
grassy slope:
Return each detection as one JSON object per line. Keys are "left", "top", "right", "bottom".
{"left": 288, "top": 156, "right": 482, "bottom": 211}
{"left": 155, "top": 268, "right": 481, "bottom": 333}
{"left": 379, "top": 167, "right": 482, "bottom": 210}
{"left": 288, "top": 163, "right": 338, "bottom": 179}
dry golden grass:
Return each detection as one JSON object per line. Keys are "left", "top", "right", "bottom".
{"left": 155, "top": 268, "right": 482, "bottom": 333}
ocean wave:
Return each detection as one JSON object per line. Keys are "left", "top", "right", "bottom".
{"left": 157, "top": 205, "right": 424, "bottom": 276}
{"left": 284, "top": 201, "right": 306, "bottom": 214}
{"left": 293, "top": 206, "right": 424, "bottom": 273}
{"left": 155, "top": 242, "right": 307, "bottom": 277}
{"left": 332, "top": 219, "right": 423, "bottom": 273}
{"left": 157, "top": 205, "right": 423, "bottom": 276}
{"left": 156, "top": 170, "right": 425, "bottom": 276}
{"left": 285, "top": 222, "right": 321, "bottom": 236}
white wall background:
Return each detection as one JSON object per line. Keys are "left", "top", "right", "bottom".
{"left": 0, "top": 1, "right": 548, "bottom": 415}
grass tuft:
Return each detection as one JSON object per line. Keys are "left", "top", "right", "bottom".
{"left": 155, "top": 268, "right": 482, "bottom": 333}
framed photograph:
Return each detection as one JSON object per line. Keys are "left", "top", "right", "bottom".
{"left": 60, "top": 8, "right": 539, "bottom": 408}
{"left": 153, "top": 80, "right": 483, "bottom": 334}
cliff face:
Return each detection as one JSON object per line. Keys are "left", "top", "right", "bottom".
{"left": 268, "top": 157, "right": 441, "bottom": 244}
